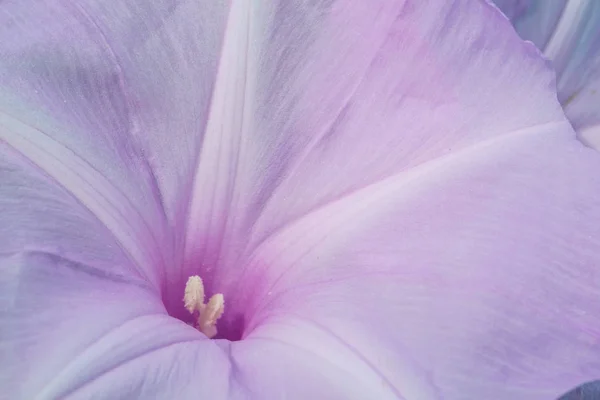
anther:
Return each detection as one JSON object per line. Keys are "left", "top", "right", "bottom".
{"left": 183, "top": 275, "right": 225, "bottom": 339}
{"left": 184, "top": 276, "right": 205, "bottom": 314}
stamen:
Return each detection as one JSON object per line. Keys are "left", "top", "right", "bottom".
{"left": 199, "top": 293, "right": 225, "bottom": 338}
{"left": 183, "top": 275, "right": 225, "bottom": 338}
{"left": 184, "top": 275, "right": 205, "bottom": 314}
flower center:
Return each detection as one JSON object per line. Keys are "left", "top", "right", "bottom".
{"left": 183, "top": 275, "right": 225, "bottom": 338}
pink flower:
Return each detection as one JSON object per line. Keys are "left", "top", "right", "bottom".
{"left": 1, "top": 1, "right": 600, "bottom": 399}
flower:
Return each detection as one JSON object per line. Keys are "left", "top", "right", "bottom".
{"left": 493, "top": 0, "right": 600, "bottom": 149}
{"left": 1, "top": 1, "right": 600, "bottom": 399}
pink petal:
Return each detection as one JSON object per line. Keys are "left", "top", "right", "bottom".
{"left": 240, "top": 122, "right": 600, "bottom": 399}
{"left": 185, "top": 0, "right": 564, "bottom": 324}
{"left": 183, "top": 0, "right": 600, "bottom": 398}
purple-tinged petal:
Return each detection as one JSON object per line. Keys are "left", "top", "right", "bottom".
{"left": 240, "top": 123, "right": 600, "bottom": 399}
{"left": 0, "top": 0, "right": 230, "bottom": 282}
{"left": 0, "top": 252, "right": 231, "bottom": 399}
{"left": 0, "top": 1, "right": 230, "bottom": 397}
{"left": 1, "top": 250, "right": 387, "bottom": 399}
{"left": 0, "top": 253, "right": 154, "bottom": 397}
{"left": 183, "top": 0, "right": 565, "bottom": 304}
{"left": 179, "top": 0, "right": 600, "bottom": 398}
{"left": 184, "top": 0, "right": 600, "bottom": 397}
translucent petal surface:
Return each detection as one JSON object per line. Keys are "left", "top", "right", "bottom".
{"left": 2, "top": 0, "right": 600, "bottom": 399}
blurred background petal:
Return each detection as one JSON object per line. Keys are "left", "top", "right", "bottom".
{"left": 493, "top": 0, "right": 600, "bottom": 149}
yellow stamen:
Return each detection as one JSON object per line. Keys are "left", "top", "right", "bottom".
{"left": 184, "top": 276, "right": 205, "bottom": 314}
{"left": 183, "top": 275, "right": 225, "bottom": 338}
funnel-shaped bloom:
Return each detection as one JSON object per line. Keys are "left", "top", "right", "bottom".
{"left": 494, "top": 0, "right": 600, "bottom": 148}
{"left": 1, "top": 1, "right": 600, "bottom": 399}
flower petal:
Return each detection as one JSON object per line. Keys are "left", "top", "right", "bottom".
{"left": 0, "top": 0, "right": 230, "bottom": 281}
{"left": 241, "top": 122, "right": 600, "bottom": 399}
{"left": 0, "top": 251, "right": 397, "bottom": 399}
{"left": 183, "top": 0, "right": 565, "bottom": 297}
{"left": 0, "top": 251, "right": 231, "bottom": 399}
{"left": 0, "top": 1, "right": 231, "bottom": 397}
{"left": 7, "top": 128, "right": 600, "bottom": 399}
{"left": 179, "top": 0, "right": 600, "bottom": 398}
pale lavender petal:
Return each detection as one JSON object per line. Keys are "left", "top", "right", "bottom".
{"left": 183, "top": 0, "right": 564, "bottom": 304}
{"left": 0, "top": 250, "right": 378, "bottom": 399}
{"left": 0, "top": 0, "right": 230, "bottom": 282}
{"left": 181, "top": 0, "right": 600, "bottom": 398}
{"left": 241, "top": 123, "right": 600, "bottom": 399}
{"left": 0, "top": 252, "right": 231, "bottom": 399}
{"left": 0, "top": 0, "right": 230, "bottom": 397}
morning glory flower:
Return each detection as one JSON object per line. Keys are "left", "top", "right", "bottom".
{"left": 493, "top": 0, "right": 600, "bottom": 149}
{"left": 1, "top": 1, "right": 600, "bottom": 399}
